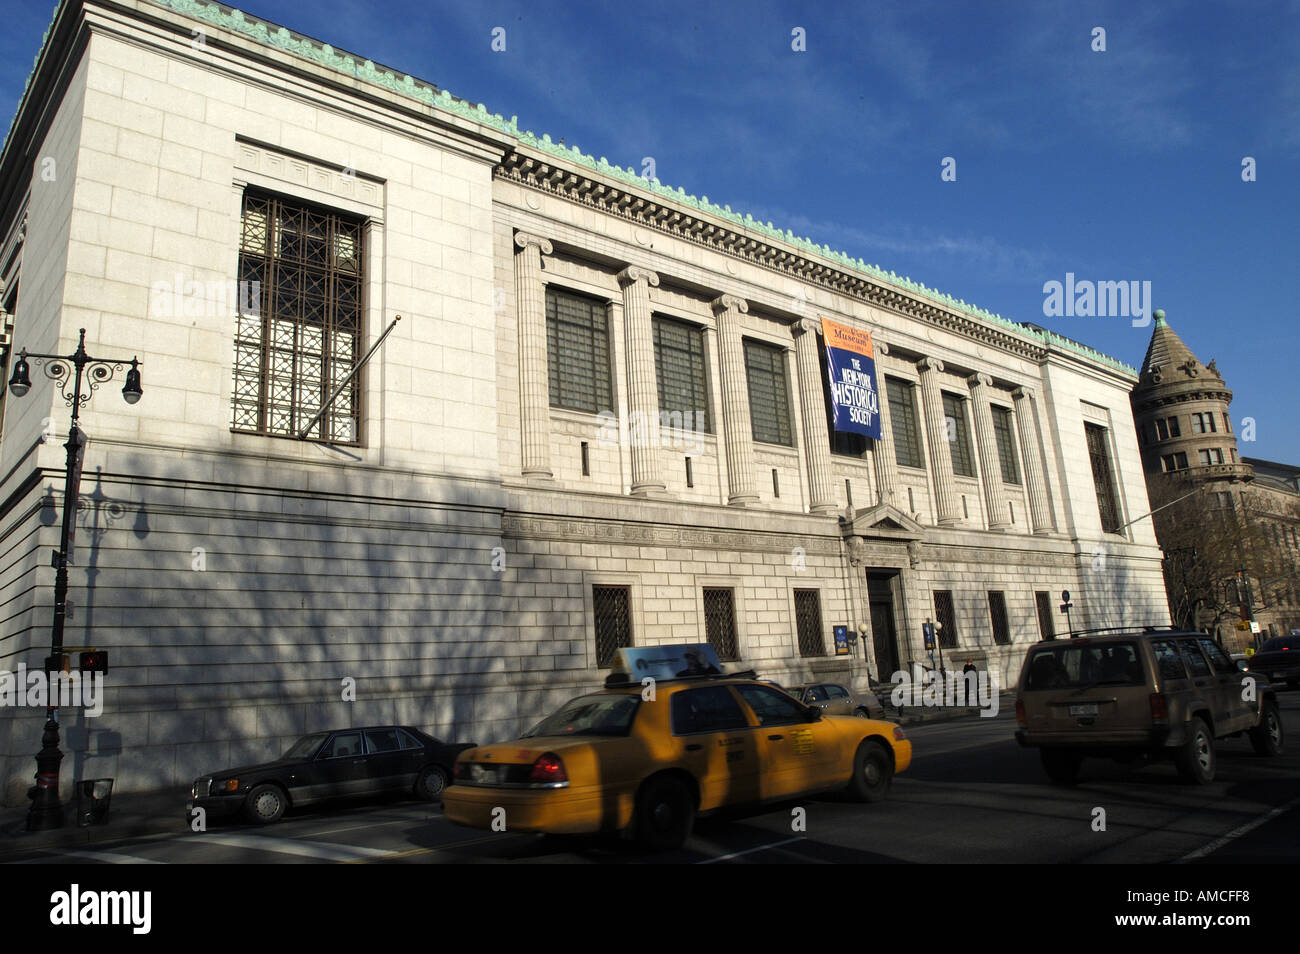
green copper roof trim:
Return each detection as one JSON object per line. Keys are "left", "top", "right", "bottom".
{"left": 4, "top": 0, "right": 1137, "bottom": 377}
{"left": 2, "top": 0, "right": 65, "bottom": 156}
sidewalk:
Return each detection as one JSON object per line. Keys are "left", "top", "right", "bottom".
{"left": 0, "top": 786, "right": 189, "bottom": 854}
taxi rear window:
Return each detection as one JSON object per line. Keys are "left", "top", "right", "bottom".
{"left": 1025, "top": 641, "right": 1144, "bottom": 690}
{"left": 522, "top": 694, "right": 641, "bottom": 738}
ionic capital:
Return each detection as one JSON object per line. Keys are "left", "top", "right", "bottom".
{"left": 968, "top": 372, "right": 994, "bottom": 389}
{"left": 513, "top": 231, "right": 553, "bottom": 255}
{"left": 617, "top": 266, "right": 660, "bottom": 289}
{"left": 710, "top": 294, "right": 749, "bottom": 315}
{"left": 916, "top": 356, "right": 945, "bottom": 375}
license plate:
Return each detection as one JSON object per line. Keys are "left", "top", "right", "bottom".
{"left": 1069, "top": 703, "right": 1098, "bottom": 718}
{"left": 470, "top": 764, "right": 498, "bottom": 783}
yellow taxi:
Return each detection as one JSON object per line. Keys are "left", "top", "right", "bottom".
{"left": 442, "top": 645, "right": 911, "bottom": 850}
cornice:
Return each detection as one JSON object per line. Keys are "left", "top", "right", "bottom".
{"left": 4, "top": 0, "right": 1137, "bottom": 379}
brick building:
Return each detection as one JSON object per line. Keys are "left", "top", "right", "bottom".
{"left": 0, "top": 0, "right": 1168, "bottom": 800}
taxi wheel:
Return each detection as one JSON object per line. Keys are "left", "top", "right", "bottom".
{"left": 634, "top": 776, "right": 695, "bottom": 851}
{"left": 243, "top": 783, "right": 286, "bottom": 824}
{"left": 846, "top": 740, "right": 892, "bottom": 802}
{"left": 416, "top": 765, "right": 449, "bottom": 801}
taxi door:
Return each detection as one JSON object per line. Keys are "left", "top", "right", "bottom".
{"left": 733, "top": 684, "right": 844, "bottom": 799}
{"left": 667, "top": 686, "right": 761, "bottom": 811}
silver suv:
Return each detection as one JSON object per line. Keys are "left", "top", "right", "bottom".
{"left": 1014, "top": 628, "right": 1284, "bottom": 785}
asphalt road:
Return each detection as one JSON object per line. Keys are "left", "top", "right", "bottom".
{"left": 7, "top": 693, "right": 1299, "bottom": 865}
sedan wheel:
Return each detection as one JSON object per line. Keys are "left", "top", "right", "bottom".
{"left": 243, "top": 783, "right": 287, "bottom": 824}
{"left": 416, "top": 765, "right": 449, "bottom": 801}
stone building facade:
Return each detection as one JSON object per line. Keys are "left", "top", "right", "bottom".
{"left": 0, "top": 0, "right": 1168, "bottom": 801}
{"left": 1131, "top": 311, "right": 1300, "bottom": 644}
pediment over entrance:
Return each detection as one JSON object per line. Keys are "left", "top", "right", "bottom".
{"left": 841, "top": 503, "right": 926, "bottom": 540}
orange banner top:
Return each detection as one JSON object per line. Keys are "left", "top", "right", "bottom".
{"left": 820, "top": 317, "right": 874, "bottom": 358}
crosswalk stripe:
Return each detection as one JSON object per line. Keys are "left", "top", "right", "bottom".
{"left": 195, "top": 832, "right": 390, "bottom": 861}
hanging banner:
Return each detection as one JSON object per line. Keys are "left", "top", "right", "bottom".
{"left": 821, "top": 317, "right": 881, "bottom": 439}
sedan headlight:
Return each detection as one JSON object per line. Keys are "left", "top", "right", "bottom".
{"left": 214, "top": 778, "right": 240, "bottom": 793}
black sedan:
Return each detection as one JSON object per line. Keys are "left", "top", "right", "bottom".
{"left": 190, "top": 726, "right": 475, "bottom": 824}
{"left": 1249, "top": 635, "right": 1300, "bottom": 689}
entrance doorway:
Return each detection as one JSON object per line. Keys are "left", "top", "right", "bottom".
{"left": 867, "top": 572, "right": 901, "bottom": 683}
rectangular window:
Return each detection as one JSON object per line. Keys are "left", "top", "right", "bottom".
{"left": 1085, "top": 423, "right": 1122, "bottom": 533}
{"left": 1035, "top": 591, "right": 1056, "bottom": 640}
{"left": 1199, "top": 448, "right": 1224, "bottom": 466}
{"left": 933, "top": 590, "right": 958, "bottom": 649}
{"left": 1156, "top": 419, "right": 1169, "bottom": 441}
{"left": 1167, "top": 416, "right": 1181, "bottom": 438}
{"left": 592, "top": 585, "right": 632, "bottom": 668}
{"left": 653, "top": 315, "right": 710, "bottom": 432}
{"left": 991, "top": 405, "right": 1020, "bottom": 484}
{"left": 988, "top": 591, "right": 1011, "bottom": 645}
{"left": 887, "top": 377, "right": 923, "bottom": 469}
{"left": 1191, "top": 413, "right": 1205, "bottom": 434}
{"left": 232, "top": 191, "right": 364, "bottom": 443}
{"left": 547, "top": 288, "right": 612, "bottom": 414}
{"left": 1223, "top": 413, "right": 1232, "bottom": 434}
{"left": 794, "top": 589, "right": 825, "bottom": 658}
{"left": 744, "top": 339, "right": 792, "bottom": 445}
{"left": 942, "top": 392, "right": 976, "bottom": 478}
{"left": 703, "top": 587, "right": 739, "bottom": 661}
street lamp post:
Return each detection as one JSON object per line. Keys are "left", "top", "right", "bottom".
{"left": 8, "top": 328, "right": 141, "bottom": 831}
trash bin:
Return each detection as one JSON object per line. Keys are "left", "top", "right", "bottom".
{"left": 76, "top": 778, "right": 113, "bottom": 827}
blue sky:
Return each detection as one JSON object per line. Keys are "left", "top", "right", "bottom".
{"left": 3, "top": 0, "right": 1297, "bottom": 462}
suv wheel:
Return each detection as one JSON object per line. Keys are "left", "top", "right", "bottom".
{"left": 1174, "top": 717, "right": 1216, "bottom": 784}
{"left": 1248, "top": 701, "right": 1284, "bottom": 756}
{"left": 1039, "top": 748, "right": 1081, "bottom": 786}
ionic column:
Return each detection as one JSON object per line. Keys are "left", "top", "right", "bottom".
{"left": 514, "top": 231, "right": 553, "bottom": 478}
{"left": 873, "top": 341, "right": 899, "bottom": 508}
{"left": 969, "top": 373, "right": 1012, "bottom": 530}
{"left": 1012, "top": 386, "right": 1055, "bottom": 534}
{"left": 617, "top": 266, "right": 664, "bottom": 496}
{"left": 917, "top": 357, "right": 961, "bottom": 526}
{"left": 711, "top": 295, "right": 758, "bottom": 505}
{"left": 792, "top": 319, "right": 836, "bottom": 514}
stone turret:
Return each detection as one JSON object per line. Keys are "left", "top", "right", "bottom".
{"left": 1130, "top": 309, "right": 1252, "bottom": 484}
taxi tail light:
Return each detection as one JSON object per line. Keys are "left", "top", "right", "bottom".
{"left": 1149, "top": 693, "right": 1169, "bottom": 724}
{"left": 453, "top": 762, "right": 468, "bottom": 779}
{"left": 1015, "top": 698, "right": 1026, "bottom": 726}
{"left": 892, "top": 726, "right": 907, "bottom": 741}
{"left": 529, "top": 753, "right": 567, "bottom": 784}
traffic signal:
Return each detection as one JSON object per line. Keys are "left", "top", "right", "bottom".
{"left": 43, "top": 654, "right": 70, "bottom": 674}
{"left": 79, "top": 650, "right": 108, "bottom": 674}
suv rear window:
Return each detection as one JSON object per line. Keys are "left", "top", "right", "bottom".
{"left": 1025, "top": 641, "right": 1144, "bottom": 690}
